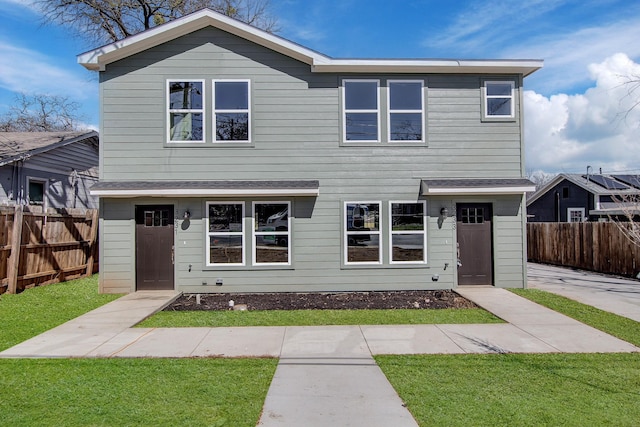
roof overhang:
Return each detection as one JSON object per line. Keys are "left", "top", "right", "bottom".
{"left": 421, "top": 179, "right": 535, "bottom": 195}
{"left": 90, "top": 180, "right": 320, "bottom": 198}
{"left": 78, "top": 9, "right": 543, "bottom": 76}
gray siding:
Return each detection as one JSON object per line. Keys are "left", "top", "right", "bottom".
{"left": 98, "top": 27, "right": 528, "bottom": 293}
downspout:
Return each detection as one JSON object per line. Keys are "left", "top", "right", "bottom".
{"left": 555, "top": 191, "right": 560, "bottom": 222}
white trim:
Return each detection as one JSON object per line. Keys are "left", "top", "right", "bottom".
{"left": 567, "top": 207, "right": 585, "bottom": 223}
{"left": 483, "top": 81, "right": 515, "bottom": 119}
{"left": 167, "top": 79, "right": 205, "bottom": 143}
{"left": 213, "top": 79, "right": 251, "bottom": 143}
{"left": 424, "top": 186, "right": 535, "bottom": 195}
{"left": 344, "top": 201, "right": 382, "bottom": 265}
{"left": 342, "top": 79, "right": 380, "bottom": 143}
{"left": 387, "top": 80, "right": 425, "bottom": 143}
{"left": 206, "top": 201, "right": 245, "bottom": 266}
{"left": 389, "top": 201, "right": 427, "bottom": 264}
{"left": 78, "top": 10, "right": 543, "bottom": 76}
{"left": 90, "top": 188, "right": 319, "bottom": 197}
{"left": 252, "top": 201, "right": 291, "bottom": 266}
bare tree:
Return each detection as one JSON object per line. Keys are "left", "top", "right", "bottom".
{"left": 0, "top": 93, "right": 86, "bottom": 132}
{"left": 526, "top": 170, "right": 555, "bottom": 191}
{"left": 36, "top": 0, "right": 278, "bottom": 44}
{"left": 609, "top": 180, "right": 640, "bottom": 249}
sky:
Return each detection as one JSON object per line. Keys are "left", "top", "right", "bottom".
{"left": 1, "top": 0, "right": 640, "bottom": 176}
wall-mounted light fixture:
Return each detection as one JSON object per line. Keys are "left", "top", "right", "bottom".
{"left": 437, "top": 207, "right": 449, "bottom": 229}
{"left": 183, "top": 210, "right": 191, "bottom": 220}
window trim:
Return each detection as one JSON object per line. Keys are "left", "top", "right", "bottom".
{"left": 389, "top": 200, "right": 427, "bottom": 264}
{"left": 213, "top": 79, "right": 251, "bottom": 144}
{"left": 26, "top": 176, "right": 48, "bottom": 207}
{"left": 387, "top": 80, "right": 425, "bottom": 143}
{"left": 482, "top": 80, "right": 515, "bottom": 120}
{"left": 206, "top": 201, "right": 245, "bottom": 266}
{"left": 567, "top": 207, "right": 585, "bottom": 223}
{"left": 166, "top": 79, "right": 205, "bottom": 144}
{"left": 344, "top": 201, "right": 382, "bottom": 265}
{"left": 342, "top": 79, "right": 380, "bottom": 143}
{"left": 252, "top": 201, "right": 291, "bottom": 266}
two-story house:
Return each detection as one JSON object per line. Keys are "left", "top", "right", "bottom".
{"left": 78, "top": 9, "right": 542, "bottom": 294}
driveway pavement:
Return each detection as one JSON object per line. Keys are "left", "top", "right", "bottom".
{"left": 528, "top": 262, "right": 640, "bottom": 322}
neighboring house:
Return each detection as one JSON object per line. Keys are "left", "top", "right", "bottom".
{"left": 0, "top": 131, "right": 99, "bottom": 210}
{"left": 78, "top": 9, "right": 542, "bottom": 294}
{"left": 527, "top": 173, "right": 640, "bottom": 222}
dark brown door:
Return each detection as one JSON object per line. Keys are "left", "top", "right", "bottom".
{"left": 135, "top": 205, "right": 174, "bottom": 290}
{"left": 456, "top": 203, "right": 493, "bottom": 285}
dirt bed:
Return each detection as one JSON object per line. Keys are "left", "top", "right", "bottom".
{"left": 165, "top": 290, "right": 477, "bottom": 311}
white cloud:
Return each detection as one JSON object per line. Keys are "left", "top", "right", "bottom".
{"left": 0, "top": 41, "right": 93, "bottom": 100}
{"left": 525, "top": 53, "right": 640, "bottom": 174}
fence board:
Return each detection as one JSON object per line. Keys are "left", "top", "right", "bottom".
{"left": 0, "top": 206, "right": 99, "bottom": 294}
{"left": 527, "top": 222, "right": 640, "bottom": 278}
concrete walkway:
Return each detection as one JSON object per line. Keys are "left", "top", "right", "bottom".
{"left": 528, "top": 262, "right": 640, "bottom": 322}
{"left": 1, "top": 284, "right": 638, "bottom": 426}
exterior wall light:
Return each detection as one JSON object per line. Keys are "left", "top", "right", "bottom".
{"left": 440, "top": 207, "right": 449, "bottom": 218}
{"left": 183, "top": 210, "right": 191, "bottom": 220}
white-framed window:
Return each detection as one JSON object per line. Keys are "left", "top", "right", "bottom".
{"left": 213, "top": 80, "right": 251, "bottom": 142}
{"left": 344, "top": 201, "right": 381, "bottom": 264}
{"left": 388, "top": 80, "right": 424, "bottom": 142}
{"left": 27, "top": 177, "right": 47, "bottom": 206}
{"left": 567, "top": 208, "right": 585, "bottom": 223}
{"left": 253, "top": 202, "right": 290, "bottom": 265}
{"left": 167, "top": 80, "right": 205, "bottom": 142}
{"left": 483, "top": 81, "right": 515, "bottom": 119}
{"left": 343, "top": 80, "right": 380, "bottom": 142}
{"left": 206, "top": 202, "right": 244, "bottom": 265}
{"left": 389, "top": 201, "right": 427, "bottom": 264}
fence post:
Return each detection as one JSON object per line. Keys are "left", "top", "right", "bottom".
{"left": 7, "top": 205, "right": 23, "bottom": 294}
{"left": 85, "top": 209, "right": 99, "bottom": 277}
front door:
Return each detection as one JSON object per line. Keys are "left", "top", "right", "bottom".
{"left": 456, "top": 203, "right": 493, "bottom": 285}
{"left": 135, "top": 205, "right": 174, "bottom": 290}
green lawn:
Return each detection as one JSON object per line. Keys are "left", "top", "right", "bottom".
{"left": 138, "top": 307, "right": 502, "bottom": 327}
{"left": 0, "top": 275, "right": 121, "bottom": 351}
{"left": 511, "top": 288, "right": 640, "bottom": 347}
{"left": 0, "top": 358, "right": 277, "bottom": 427}
{"left": 376, "top": 352, "right": 640, "bottom": 427}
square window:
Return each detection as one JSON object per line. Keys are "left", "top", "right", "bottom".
{"left": 343, "top": 80, "right": 379, "bottom": 142}
{"left": 214, "top": 80, "right": 250, "bottom": 142}
{"left": 483, "top": 81, "right": 515, "bottom": 119}
{"left": 27, "top": 180, "right": 45, "bottom": 205}
{"left": 167, "top": 80, "right": 204, "bottom": 142}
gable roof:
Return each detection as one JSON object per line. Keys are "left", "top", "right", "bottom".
{"left": 527, "top": 173, "right": 640, "bottom": 205}
{"left": 78, "top": 8, "right": 543, "bottom": 76}
{"left": 0, "top": 131, "right": 99, "bottom": 167}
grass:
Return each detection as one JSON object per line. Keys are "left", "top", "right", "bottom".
{"left": 376, "top": 352, "right": 640, "bottom": 427}
{"left": 0, "top": 358, "right": 277, "bottom": 427}
{"left": 511, "top": 288, "right": 640, "bottom": 347}
{"left": 0, "top": 275, "right": 121, "bottom": 351}
{"left": 138, "top": 307, "right": 502, "bottom": 327}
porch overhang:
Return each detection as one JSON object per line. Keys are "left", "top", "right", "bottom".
{"left": 90, "top": 180, "right": 320, "bottom": 198}
{"left": 420, "top": 178, "right": 535, "bottom": 195}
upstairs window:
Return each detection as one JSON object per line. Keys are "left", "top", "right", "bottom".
{"left": 483, "top": 81, "right": 515, "bottom": 119}
{"left": 344, "top": 80, "right": 380, "bottom": 142}
{"left": 214, "top": 80, "right": 250, "bottom": 142}
{"left": 167, "top": 80, "right": 204, "bottom": 142}
{"left": 388, "top": 81, "right": 424, "bottom": 141}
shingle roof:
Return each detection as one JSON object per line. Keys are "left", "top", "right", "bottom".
{"left": 0, "top": 131, "right": 99, "bottom": 166}
{"left": 421, "top": 178, "right": 535, "bottom": 195}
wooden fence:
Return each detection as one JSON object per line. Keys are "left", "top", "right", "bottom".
{"left": 0, "top": 205, "right": 98, "bottom": 294}
{"left": 527, "top": 222, "right": 640, "bottom": 278}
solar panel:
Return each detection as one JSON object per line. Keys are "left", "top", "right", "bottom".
{"left": 612, "top": 174, "right": 640, "bottom": 189}
{"left": 582, "top": 174, "right": 629, "bottom": 190}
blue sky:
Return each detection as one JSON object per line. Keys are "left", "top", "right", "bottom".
{"left": 1, "top": 0, "right": 640, "bottom": 175}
